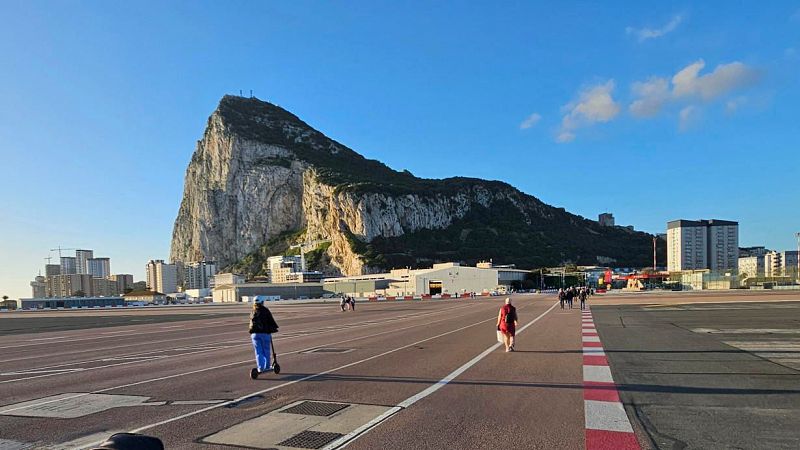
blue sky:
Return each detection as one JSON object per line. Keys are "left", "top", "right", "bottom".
{"left": 1, "top": 1, "right": 798, "bottom": 298}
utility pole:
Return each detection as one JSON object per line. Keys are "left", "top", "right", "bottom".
{"left": 653, "top": 237, "right": 657, "bottom": 272}
{"left": 795, "top": 232, "right": 800, "bottom": 282}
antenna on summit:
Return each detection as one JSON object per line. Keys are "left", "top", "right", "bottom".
{"left": 250, "top": 89, "right": 253, "bottom": 98}
{"left": 239, "top": 89, "right": 243, "bottom": 97}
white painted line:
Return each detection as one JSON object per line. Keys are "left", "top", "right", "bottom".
{"left": 583, "top": 336, "right": 601, "bottom": 343}
{"left": 584, "top": 365, "right": 614, "bottom": 383}
{"left": 584, "top": 400, "right": 634, "bottom": 433}
{"left": 30, "top": 336, "right": 67, "bottom": 341}
{"left": 334, "top": 302, "right": 560, "bottom": 449}
{"left": 122, "top": 309, "right": 516, "bottom": 439}
{"left": 322, "top": 406, "right": 403, "bottom": 450}
{"left": 583, "top": 347, "right": 606, "bottom": 355}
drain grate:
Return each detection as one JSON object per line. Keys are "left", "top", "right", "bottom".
{"left": 281, "top": 401, "right": 349, "bottom": 417}
{"left": 278, "top": 430, "right": 343, "bottom": 449}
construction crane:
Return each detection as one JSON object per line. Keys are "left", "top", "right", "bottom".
{"left": 50, "top": 246, "right": 76, "bottom": 259}
{"left": 289, "top": 240, "right": 331, "bottom": 272}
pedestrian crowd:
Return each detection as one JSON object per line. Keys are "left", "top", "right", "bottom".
{"left": 557, "top": 286, "right": 593, "bottom": 310}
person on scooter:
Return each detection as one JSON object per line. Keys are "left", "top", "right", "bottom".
{"left": 249, "top": 299, "right": 279, "bottom": 379}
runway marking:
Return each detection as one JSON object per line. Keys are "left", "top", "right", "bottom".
{"left": 582, "top": 307, "right": 639, "bottom": 450}
{"left": 11, "top": 302, "right": 491, "bottom": 428}
{"left": 120, "top": 307, "right": 510, "bottom": 439}
{"left": 333, "top": 301, "right": 560, "bottom": 449}
{"left": 724, "top": 339, "right": 800, "bottom": 370}
{"left": 0, "top": 303, "right": 476, "bottom": 374}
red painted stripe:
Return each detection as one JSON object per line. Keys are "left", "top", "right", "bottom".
{"left": 583, "top": 341, "right": 603, "bottom": 347}
{"left": 586, "top": 429, "right": 640, "bottom": 450}
{"left": 583, "top": 381, "right": 619, "bottom": 402}
{"left": 583, "top": 355, "right": 609, "bottom": 366}
{"left": 582, "top": 331, "right": 599, "bottom": 336}
{"left": 582, "top": 325, "right": 596, "bottom": 329}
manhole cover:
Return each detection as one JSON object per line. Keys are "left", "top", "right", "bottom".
{"left": 278, "top": 430, "right": 343, "bottom": 449}
{"left": 281, "top": 401, "right": 349, "bottom": 416}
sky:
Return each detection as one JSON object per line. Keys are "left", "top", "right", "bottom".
{"left": 1, "top": 1, "right": 798, "bottom": 299}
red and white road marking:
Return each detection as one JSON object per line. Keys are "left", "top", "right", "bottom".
{"left": 582, "top": 308, "right": 640, "bottom": 450}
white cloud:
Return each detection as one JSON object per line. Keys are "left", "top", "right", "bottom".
{"left": 678, "top": 105, "right": 701, "bottom": 131}
{"left": 519, "top": 113, "right": 542, "bottom": 129}
{"left": 629, "top": 77, "right": 670, "bottom": 117}
{"left": 672, "top": 59, "right": 759, "bottom": 101}
{"left": 626, "top": 15, "right": 683, "bottom": 42}
{"left": 557, "top": 80, "right": 620, "bottom": 143}
{"left": 556, "top": 132, "right": 575, "bottom": 143}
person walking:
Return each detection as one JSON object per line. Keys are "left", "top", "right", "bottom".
{"left": 496, "top": 298, "right": 518, "bottom": 352}
{"left": 340, "top": 295, "right": 347, "bottom": 312}
{"left": 566, "top": 287, "right": 573, "bottom": 309}
{"left": 558, "top": 288, "right": 565, "bottom": 309}
{"left": 249, "top": 300, "right": 279, "bottom": 379}
{"left": 580, "top": 287, "right": 587, "bottom": 310}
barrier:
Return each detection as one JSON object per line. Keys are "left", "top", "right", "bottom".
{"left": 440, "top": 294, "right": 451, "bottom": 299}
{"left": 421, "top": 294, "right": 432, "bottom": 300}
{"left": 404, "top": 296, "right": 414, "bottom": 300}
{"left": 368, "top": 297, "right": 378, "bottom": 302}
{"left": 386, "top": 296, "right": 396, "bottom": 301}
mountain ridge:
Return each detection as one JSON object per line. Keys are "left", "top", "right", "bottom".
{"left": 170, "top": 95, "right": 664, "bottom": 277}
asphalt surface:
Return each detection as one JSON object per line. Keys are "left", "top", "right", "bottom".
{"left": 593, "top": 300, "right": 800, "bottom": 449}
{"left": 1, "top": 291, "right": 798, "bottom": 449}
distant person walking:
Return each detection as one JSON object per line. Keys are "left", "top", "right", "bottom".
{"left": 579, "top": 288, "right": 587, "bottom": 310}
{"left": 249, "top": 300, "right": 279, "bottom": 379}
{"left": 348, "top": 296, "right": 356, "bottom": 311}
{"left": 558, "top": 288, "right": 565, "bottom": 309}
{"left": 340, "top": 295, "right": 347, "bottom": 312}
{"left": 566, "top": 287, "right": 574, "bottom": 309}
{"left": 497, "top": 298, "right": 518, "bottom": 352}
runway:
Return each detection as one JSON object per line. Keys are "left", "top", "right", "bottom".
{"left": 1, "top": 291, "right": 799, "bottom": 449}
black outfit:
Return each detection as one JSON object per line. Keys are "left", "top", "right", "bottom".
{"left": 248, "top": 306, "right": 279, "bottom": 334}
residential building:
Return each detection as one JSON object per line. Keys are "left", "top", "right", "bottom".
{"left": 765, "top": 251, "right": 800, "bottom": 278}
{"left": 60, "top": 256, "right": 77, "bottom": 275}
{"left": 738, "top": 256, "right": 765, "bottom": 278}
{"left": 45, "top": 264, "right": 61, "bottom": 277}
{"left": 108, "top": 274, "right": 134, "bottom": 294}
{"left": 266, "top": 256, "right": 304, "bottom": 283}
{"left": 667, "top": 219, "right": 739, "bottom": 273}
{"left": 211, "top": 273, "right": 245, "bottom": 288}
{"left": 30, "top": 275, "right": 46, "bottom": 298}
{"left": 146, "top": 260, "right": 178, "bottom": 294}
{"left": 739, "top": 246, "right": 768, "bottom": 258}
{"left": 46, "top": 274, "right": 94, "bottom": 298}
{"left": 183, "top": 261, "right": 217, "bottom": 289}
{"left": 598, "top": 213, "right": 615, "bottom": 227}
{"left": 75, "top": 249, "right": 94, "bottom": 274}
{"left": 92, "top": 278, "right": 120, "bottom": 297}
{"left": 87, "top": 257, "right": 111, "bottom": 278}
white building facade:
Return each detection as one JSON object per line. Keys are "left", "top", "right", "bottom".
{"left": 146, "top": 260, "right": 178, "bottom": 294}
{"left": 667, "top": 219, "right": 738, "bottom": 273}
{"left": 75, "top": 249, "right": 94, "bottom": 274}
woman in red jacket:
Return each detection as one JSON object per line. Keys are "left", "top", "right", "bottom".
{"left": 497, "top": 298, "right": 518, "bottom": 352}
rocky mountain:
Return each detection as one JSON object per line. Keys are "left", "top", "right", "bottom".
{"left": 170, "top": 95, "right": 664, "bottom": 277}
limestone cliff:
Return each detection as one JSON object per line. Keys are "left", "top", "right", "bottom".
{"left": 170, "top": 96, "right": 663, "bottom": 277}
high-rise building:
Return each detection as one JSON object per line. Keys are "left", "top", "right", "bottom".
{"left": 183, "top": 261, "right": 217, "bottom": 289}
{"left": 75, "top": 249, "right": 94, "bottom": 274}
{"left": 598, "top": 213, "right": 615, "bottom": 227}
{"left": 30, "top": 275, "right": 46, "bottom": 298}
{"left": 667, "top": 219, "right": 739, "bottom": 272}
{"left": 146, "top": 260, "right": 178, "bottom": 294}
{"left": 45, "top": 264, "right": 61, "bottom": 277}
{"left": 108, "top": 274, "right": 134, "bottom": 294}
{"left": 60, "top": 257, "right": 77, "bottom": 275}
{"left": 87, "top": 257, "right": 111, "bottom": 278}
{"left": 46, "top": 274, "right": 95, "bottom": 297}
